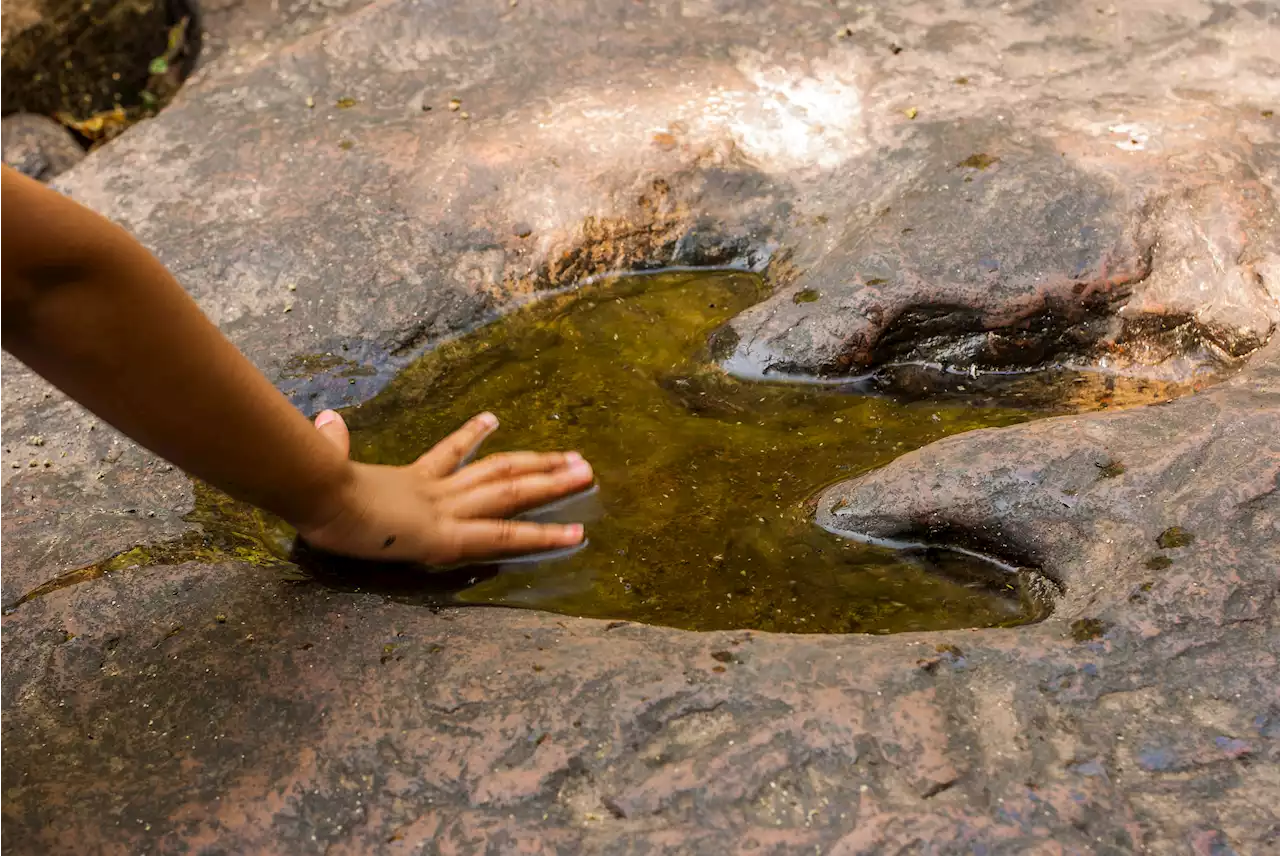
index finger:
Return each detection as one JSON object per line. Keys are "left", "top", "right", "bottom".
{"left": 414, "top": 412, "right": 498, "bottom": 477}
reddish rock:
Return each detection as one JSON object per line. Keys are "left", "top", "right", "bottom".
{"left": 3, "top": 0, "right": 1279, "bottom": 853}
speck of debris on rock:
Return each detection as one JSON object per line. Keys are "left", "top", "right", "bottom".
{"left": 954, "top": 76, "right": 970, "bottom": 84}
{"left": 1157, "top": 526, "right": 1194, "bottom": 548}
{"left": 513, "top": 222, "right": 533, "bottom": 238}
{"left": 283, "top": 301, "right": 294, "bottom": 313}
{"left": 459, "top": 111, "right": 470, "bottom": 120}
{"left": 889, "top": 42, "right": 904, "bottom": 54}
{"left": 652, "top": 131, "right": 677, "bottom": 150}
{"left": 336, "top": 96, "right": 357, "bottom": 108}
{"left": 27, "top": 436, "right": 44, "bottom": 446}
{"left": 287, "top": 283, "right": 297, "bottom": 291}
{"left": 1069, "top": 617, "right": 1109, "bottom": 642}
{"left": 305, "top": 96, "right": 315, "bottom": 108}
{"left": 957, "top": 152, "right": 999, "bottom": 170}
{"left": 339, "top": 139, "right": 354, "bottom": 150}
{"left": 448, "top": 98, "right": 461, "bottom": 111}
{"left": 836, "top": 25, "right": 853, "bottom": 39}
{"left": 904, "top": 107, "right": 919, "bottom": 119}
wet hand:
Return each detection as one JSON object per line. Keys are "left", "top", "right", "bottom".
{"left": 296, "top": 410, "right": 592, "bottom": 564}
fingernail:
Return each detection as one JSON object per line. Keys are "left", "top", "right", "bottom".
{"left": 477, "top": 412, "right": 499, "bottom": 429}
{"left": 568, "top": 458, "right": 592, "bottom": 477}
{"left": 315, "top": 410, "right": 338, "bottom": 428}
{"left": 565, "top": 524, "right": 584, "bottom": 542}
{"left": 565, "top": 451, "right": 584, "bottom": 466}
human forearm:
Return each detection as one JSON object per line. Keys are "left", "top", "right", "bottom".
{"left": 1, "top": 166, "right": 351, "bottom": 528}
{"left": 2, "top": 165, "right": 594, "bottom": 565}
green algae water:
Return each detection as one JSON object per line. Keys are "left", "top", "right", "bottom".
{"left": 318, "top": 270, "right": 1041, "bottom": 633}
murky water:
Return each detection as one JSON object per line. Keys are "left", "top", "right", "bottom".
{"left": 15, "top": 270, "right": 1185, "bottom": 631}
{"left": 308, "top": 270, "right": 1047, "bottom": 633}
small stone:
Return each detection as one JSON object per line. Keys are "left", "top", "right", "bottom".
{"left": 287, "top": 283, "right": 297, "bottom": 291}
{"left": 459, "top": 111, "right": 470, "bottom": 120}
{"left": 305, "top": 96, "right": 315, "bottom": 108}
{"left": 904, "top": 107, "right": 919, "bottom": 120}
{"left": 448, "top": 98, "right": 462, "bottom": 111}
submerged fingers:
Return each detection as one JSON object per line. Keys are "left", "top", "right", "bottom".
{"left": 444, "top": 519, "right": 586, "bottom": 562}
{"left": 447, "top": 450, "right": 584, "bottom": 491}
{"left": 448, "top": 462, "right": 594, "bottom": 518}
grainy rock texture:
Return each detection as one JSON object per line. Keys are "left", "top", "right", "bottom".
{"left": 1, "top": 112, "right": 85, "bottom": 179}
{"left": 3, "top": 0, "right": 1279, "bottom": 852}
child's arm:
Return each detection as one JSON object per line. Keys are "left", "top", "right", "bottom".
{"left": 1, "top": 165, "right": 591, "bottom": 563}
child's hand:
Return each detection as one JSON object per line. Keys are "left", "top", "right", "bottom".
{"left": 297, "top": 410, "right": 593, "bottom": 565}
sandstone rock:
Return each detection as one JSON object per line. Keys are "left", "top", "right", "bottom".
{"left": 1, "top": 112, "right": 84, "bottom": 179}
{"left": 3, "top": 0, "right": 1279, "bottom": 852}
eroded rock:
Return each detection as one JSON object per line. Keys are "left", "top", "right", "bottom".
{"left": 3, "top": 0, "right": 1279, "bottom": 852}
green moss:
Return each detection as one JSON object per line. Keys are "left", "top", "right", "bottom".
{"left": 1143, "top": 556, "right": 1173, "bottom": 570}
{"left": 1070, "top": 617, "right": 1109, "bottom": 642}
{"left": 1156, "top": 527, "right": 1195, "bottom": 549}
{"left": 1096, "top": 460, "right": 1125, "bottom": 478}
{"left": 957, "top": 153, "right": 1000, "bottom": 170}
{"left": 280, "top": 353, "right": 376, "bottom": 380}
{"left": 793, "top": 288, "right": 821, "bottom": 304}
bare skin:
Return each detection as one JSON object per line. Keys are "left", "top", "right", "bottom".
{"left": 1, "top": 165, "right": 592, "bottom": 564}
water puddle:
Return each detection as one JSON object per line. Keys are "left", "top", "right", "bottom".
{"left": 307, "top": 270, "right": 1053, "bottom": 633}
{"left": 17, "top": 271, "right": 1190, "bottom": 632}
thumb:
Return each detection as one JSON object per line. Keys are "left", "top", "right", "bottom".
{"left": 314, "top": 409, "right": 351, "bottom": 458}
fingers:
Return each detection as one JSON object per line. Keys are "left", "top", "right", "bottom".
{"left": 415, "top": 412, "right": 498, "bottom": 477}
{"left": 314, "top": 410, "right": 351, "bottom": 457}
{"left": 446, "top": 450, "right": 584, "bottom": 491}
{"left": 448, "top": 459, "right": 594, "bottom": 518}
{"left": 446, "top": 519, "right": 585, "bottom": 562}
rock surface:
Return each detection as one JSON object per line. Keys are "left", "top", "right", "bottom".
{"left": 3, "top": 0, "right": 1279, "bottom": 852}
{"left": 1, "top": 112, "right": 85, "bottom": 180}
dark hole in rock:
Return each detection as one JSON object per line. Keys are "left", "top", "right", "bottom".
{"left": 14, "top": 271, "right": 1128, "bottom": 633}
{"left": 1, "top": 0, "right": 202, "bottom": 155}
